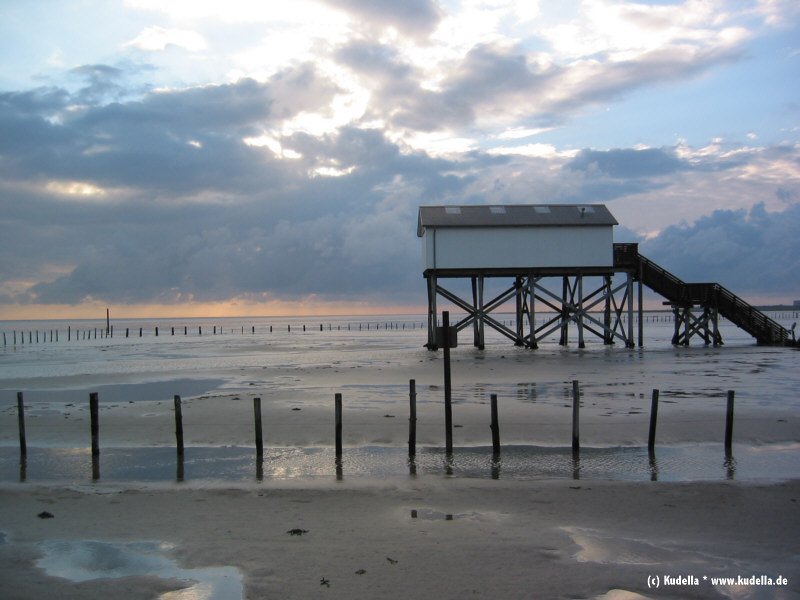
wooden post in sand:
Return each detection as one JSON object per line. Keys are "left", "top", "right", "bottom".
{"left": 174, "top": 395, "right": 184, "bottom": 457}
{"left": 443, "top": 311, "right": 453, "bottom": 454}
{"left": 408, "top": 379, "right": 417, "bottom": 456}
{"left": 16, "top": 392, "right": 26, "bottom": 456}
{"left": 571, "top": 380, "right": 580, "bottom": 453}
{"left": 648, "top": 389, "right": 659, "bottom": 452}
{"left": 490, "top": 393, "right": 500, "bottom": 454}
{"left": 90, "top": 392, "right": 100, "bottom": 456}
{"left": 725, "top": 390, "right": 735, "bottom": 455}
{"left": 335, "top": 393, "right": 343, "bottom": 457}
{"left": 254, "top": 397, "right": 263, "bottom": 458}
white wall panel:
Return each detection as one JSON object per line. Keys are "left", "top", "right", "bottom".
{"left": 422, "top": 226, "right": 613, "bottom": 270}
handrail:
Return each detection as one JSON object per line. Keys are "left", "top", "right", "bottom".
{"left": 613, "top": 243, "right": 793, "bottom": 346}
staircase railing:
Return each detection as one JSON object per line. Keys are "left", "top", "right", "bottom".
{"left": 613, "top": 243, "right": 794, "bottom": 346}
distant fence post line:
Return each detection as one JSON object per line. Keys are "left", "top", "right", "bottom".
{"left": 2, "top": 319, "right": 426, "bottom": 347}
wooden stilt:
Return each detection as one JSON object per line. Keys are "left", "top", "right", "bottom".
{"left": 174, "top": 395, "right": 184, "bottom": 457}
{"left": 335, "top": 393, "right": 343, "bottom": 457}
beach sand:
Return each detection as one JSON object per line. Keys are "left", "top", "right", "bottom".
{"left": 0, "top": 479, "right": 798, "bottom": 599}
{"left": 1, "top": 342, "right": 799, "bottom": 598}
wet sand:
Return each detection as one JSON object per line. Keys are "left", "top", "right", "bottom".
{"left": 1, "top": 340, "right": 798, "bottom": 598}
{"left": 0, "top": 479, "right": 798, "bottom": 599}
{"left": 2, "top": 343, "right": 799, "bottom": 450}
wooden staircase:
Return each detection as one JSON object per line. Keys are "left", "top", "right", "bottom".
{"left": 614, "top": 243, "right": 796, "bottom": 346}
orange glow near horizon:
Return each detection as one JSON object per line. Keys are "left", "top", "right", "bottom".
{"left": 0, "top": 294, "right": 793, "bottom": 322}
{"left": 0, "top": 299, "right": 429, "bottom": 322}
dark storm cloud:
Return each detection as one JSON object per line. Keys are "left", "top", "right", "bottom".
{"left": 1, "top": 18, "right": 798, "bottom": 312}
{"left": 558, "top": 147, "right": 687, "bottom": 203}
{"left": 567, "top": 148, "right": 687, "bottom": 178}
{"left": 0, "top": 59, "right": 479, "bottom": 307}
{"left": 640, "top": 202, "right": 800, "bottom": 295}
{"left": 68, "top": 64, "right": 128, "bottom": 104}
{"left": 0, "top": 67, "right": 341, "bottom": 195}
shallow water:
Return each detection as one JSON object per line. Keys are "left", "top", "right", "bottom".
{"left": 2, "top": 443, "right": 798, "bottom": 485}
{"left": 2, "top": 313, "right": 798, "bottom": 484}
{"left": 36, "top": 540, "right": 243, "bottom": 600}
{"left": 1, "top": 312, "right": 796, "bottom": 392}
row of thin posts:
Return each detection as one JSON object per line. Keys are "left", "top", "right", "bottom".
{"left": 646, "top": 388, "right": 735, "bottom": 456}
{"left": 12, "top": 385, "right": 737, "bottom": 480}
{"left": 3, "top": 322, "right": 424, "bottom": 346}
{"left": 432, "top": 371, "right": 737, "bottom": 459}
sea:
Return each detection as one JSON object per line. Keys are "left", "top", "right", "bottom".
{"left": 1, "top": 311, "right": 798, "bottom": 485}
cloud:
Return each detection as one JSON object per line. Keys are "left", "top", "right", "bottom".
{"left": 567, "top": 147, "right": 687, "bottom": 178}
{"left": 1, "top": 1, "right": 798, "bottom": 314}
{"left": 334, "top": 25, "right": 747, "bottom": 139}
{"left": 0, "top": 71, "right": 471, "bottom": 307}
{"left": 2, "top": 60, "right": 799, "bottom": 309}
{"left": 323, "top": 0, "right": 443, "bottom": 38}
{"left": 640, "top": 202, "right": 800, "bottom": 296}
{"left": 125, "top": 26, "right": 208, "bottom": 52}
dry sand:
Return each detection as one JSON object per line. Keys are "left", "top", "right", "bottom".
{"left": 1, "top": 345, "right": 798, "bottom": 599}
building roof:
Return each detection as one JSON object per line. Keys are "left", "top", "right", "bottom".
{"left": 417, "top": 204, "right": 618, "bottom": 236}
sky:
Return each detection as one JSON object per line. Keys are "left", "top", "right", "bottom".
{"left": 1, "top": 0, "right": 799, "bottom": 319}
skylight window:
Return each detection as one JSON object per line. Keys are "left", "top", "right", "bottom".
{"left": 445, "top": 206, "right": 462, "bottom": 214}
{"left": 489, "top": 206, "right": 506, "bottom": 214}
{"left": 534, "top": 206, "right": 551, "bottom": 214}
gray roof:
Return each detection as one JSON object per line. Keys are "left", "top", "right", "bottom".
{"left": 417, "top": 204, "right": 618, "bottom": 236}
